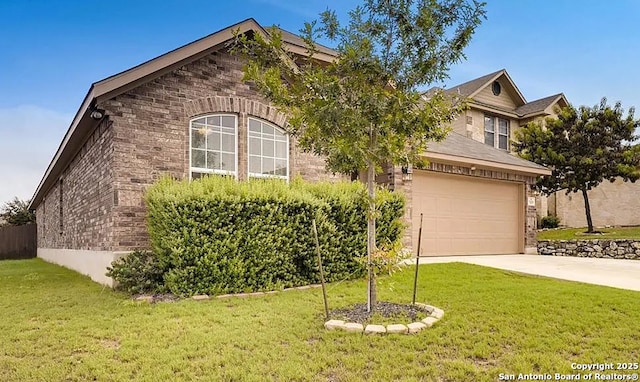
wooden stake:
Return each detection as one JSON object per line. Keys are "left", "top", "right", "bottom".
{"left": 412, "top": 213, "right": 424, "bottom": 305}
{"left": 312, "top": 219, "right": 330, "bottom": 320}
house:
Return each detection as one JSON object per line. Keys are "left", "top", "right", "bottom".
{"left": 444, "top": 70, "right": 640, "bottom": 230}
{"left": 408, "top": 69, "right": 566, "bottom": 256}
{"left": 29, "top": 19, "right": 550, "bottom": 286}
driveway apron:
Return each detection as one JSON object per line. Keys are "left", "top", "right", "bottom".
{"left": 412, "top": 254, "right": 640, "bottom": 292}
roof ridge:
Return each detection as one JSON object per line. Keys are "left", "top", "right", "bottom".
{"left": 275, "top": 26, "right": 337, "bottom": 56}
{"left": 445, "top": 68, "right": 505, "bottom": 91}
{"left": 95, "top": 18, "right": 260, "bottom": 87}
{"left": 515, "top": 93, "right": 567, "bottom": 117}
{"left": 526, "top": 93, "right": 563, "bottom": 103}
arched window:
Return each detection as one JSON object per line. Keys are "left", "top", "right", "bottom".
{"left": 190, "top": 114, "right": 237, "bottom": 179}
{"left": 248, "top": 118, "right": 288, "bottom": 179}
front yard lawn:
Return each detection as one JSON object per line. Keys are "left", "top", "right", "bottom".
{"left": 1, "top": 259, "right": 639, "bottom": 381}
{"left": 538, "top": 225, "right": 640, "bottom": 240}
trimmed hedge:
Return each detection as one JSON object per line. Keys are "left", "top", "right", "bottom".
{"left": 145, "top": 176, "right": 405, "bottom": 296}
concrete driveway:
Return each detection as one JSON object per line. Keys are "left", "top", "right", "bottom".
{"left": 409, "top": 255, "right": 640, "bottom": 292}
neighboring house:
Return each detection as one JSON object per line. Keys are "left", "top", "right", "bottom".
{"left": 29, "top": 20, "right": 549, "bottom": 286}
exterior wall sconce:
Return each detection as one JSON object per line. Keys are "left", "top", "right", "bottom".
{"left": 470, "top": 166, "right": 476, "bottom": 171}
{"left": 90, "top": 108, "right": 104, "bottom": 120}
{"left": 401, "top": 164, "right": 413, "bottom": 181}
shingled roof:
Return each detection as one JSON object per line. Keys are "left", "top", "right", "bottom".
{"left": 434, "top": 69, "right": 567, "bottom": 119}
{"left": 30, "top": 18, "right": 335, "bottom": 210}
{"left": 426, "top": 131, "right": 549, "bottom": 173}
{"left": 444, "top": 69, "right": 505, "bottom": 97}
{"left": 515, "top": 93, "right": 567, "bottom": 117}
{"left": 277, "top": 27, "right": 337, "bottom": 57}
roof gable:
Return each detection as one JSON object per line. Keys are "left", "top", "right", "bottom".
{"left": 515, "top": 93, "right": 569, "bottom": 118}
{"left": 29, "top": 19, "right": 337, "bottom": 209}
{"left": 93, "top": 19, "right": 336, "bottom": 104}
{"left": 444, "top": 69, "right": 503, "bottom": 98}
{"left": 445, "top": 69, "right": 527, "bottom": 108}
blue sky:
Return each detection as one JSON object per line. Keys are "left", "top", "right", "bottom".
{"left": 1, "top": 0, "right": 639, "bottom": 204}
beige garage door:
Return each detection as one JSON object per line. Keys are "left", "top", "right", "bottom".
{"left": 412, "top": 171, "right": 523, "bottom": 256}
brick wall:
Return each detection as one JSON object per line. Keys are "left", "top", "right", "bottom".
{"left": 99, "top": 48, "right": 340, "bottom": 252}
{"left": 386, "top": 165, "right": 413, "bottom": 247}
{"left": 36, "top": 118, "right": 115, "bottom": 250}
{"left": 36, "top": 45, "right": 541, "bottom": 256}
{"left": 36, "top": 48, "right": 345, "bottom": 253}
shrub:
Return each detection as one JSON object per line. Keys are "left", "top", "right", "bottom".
{"left": 297, "top": 179, "right": 405, "bottom": 283}
{"left": 145, "top": 175, "right": 405, "bottom": 297}
{"left": 357, "top": 239, "right": 411, "bottom": 277}
{"left": 106, "top": 250, "right": 167, "bottom": 294}
{"left": 540, "top": 215, "right": 560, "bottom": 229}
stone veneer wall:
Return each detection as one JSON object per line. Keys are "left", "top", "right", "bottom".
{"left": 538, "top": 239, "right": 640, "bottom": 260}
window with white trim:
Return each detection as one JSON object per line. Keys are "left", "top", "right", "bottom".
{"left": 484, "top": 115, "right": 510, "bottom": 150}
{"left": 484, "top": 115, "right": 494, "bottom": 146}
{"left": 190, "top": 115, "right": 237, "bottom": 179}
{"left": 497, "top": 118, "right": 509, "bottom": 150}
{"left": 248, "top": 118, "right": 288, "bottom": 179}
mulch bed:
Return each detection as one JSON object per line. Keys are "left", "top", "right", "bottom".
{"left": 330, "top": 301, "right": 432, "bottom": 324}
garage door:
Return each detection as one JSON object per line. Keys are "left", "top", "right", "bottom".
{"left": 412, "top": 171, "right": 523, "bottom": 256}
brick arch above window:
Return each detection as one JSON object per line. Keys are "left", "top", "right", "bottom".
{"left": 186, "top": 96, "right": 288, "bottom": 128}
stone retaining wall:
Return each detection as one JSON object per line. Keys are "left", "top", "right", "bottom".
{"left": 538, "top": 239, "right": 640, "bottom": 260}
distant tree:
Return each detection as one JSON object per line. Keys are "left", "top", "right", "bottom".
{"left": 234, "top": 0, "right": 486, "bottom": 310}
{"left": 514, "top": 98, "right": 640, "bottom": 233}
{"left": 0, "top": 197, "right": 36, "bottom": 226}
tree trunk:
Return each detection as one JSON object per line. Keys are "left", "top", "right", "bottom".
{"left": 581, "top": 187, "right": 594, "bottom": 233}
{"left": 366, "top": 160, "right": 377, "bottom": 312}
{"left": 366, "top": 122, "right": 377, "bottom": 313}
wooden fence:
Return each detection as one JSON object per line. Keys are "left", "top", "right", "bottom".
{"left": 0, "top": 224, "right": 37, "bottom": 260}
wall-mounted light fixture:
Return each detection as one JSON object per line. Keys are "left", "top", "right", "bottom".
{"left": 470, "top": 166, "right": 476, "bottom": 171}
{"left": 90, "top": 109, "right": 104, "bottom": 120}
{"left": 401, "top": 164, "right": 413, "bottom": 181}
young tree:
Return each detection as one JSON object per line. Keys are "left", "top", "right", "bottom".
{"left": 0, "top": 197, "right": 36, "bottom": 226}
{"left": 234, "top": 0, "right": 485, "bottom": 310}
{"left": 514, "top": 98, "right": 640, "bottom": 233}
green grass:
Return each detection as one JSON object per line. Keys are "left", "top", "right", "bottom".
{"left": 1, "top": 259, "right": 639, "bottom": 381}
{"left": 538, "top": 226, "right": 640, "bottom": 240}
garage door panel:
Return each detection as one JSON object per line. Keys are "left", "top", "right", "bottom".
{"left": 412, "top": 171, "right": 522, "bottom": 256}
{"left": 435, "top": 198, "right": 452, "bottom": 215}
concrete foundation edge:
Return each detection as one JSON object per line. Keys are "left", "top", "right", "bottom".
{"left": 37, "top": 248, "right": 129, "bottom": 287}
